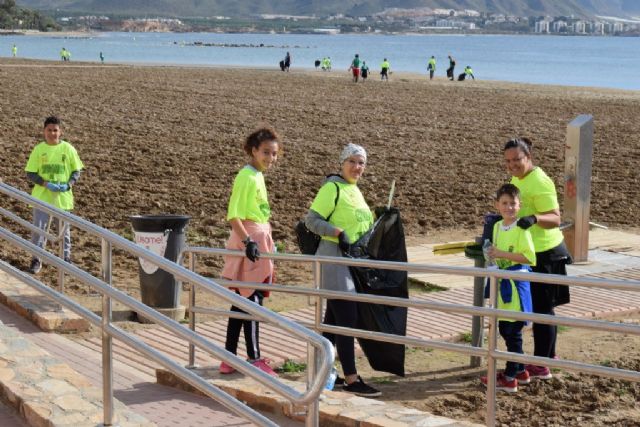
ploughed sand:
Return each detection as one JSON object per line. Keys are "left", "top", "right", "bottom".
{"left": 0, "top": 58, "right": 639, "bottom": 425}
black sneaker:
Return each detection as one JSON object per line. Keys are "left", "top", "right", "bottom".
{"left": 28, "top": 259, "right": 42, "bottom": 274}
{"left": 334, "top": 376, "right": 345, "bottom": 387}
{"left": 343, "top": 376, "right": 381, "bottom": 397}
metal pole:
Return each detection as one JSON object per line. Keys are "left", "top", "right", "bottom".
{"left": 485, "top": 275, "right": 498, "bottom": 427}
{"left": 100, "top": 238, "right": 114, "bottom": 426}
{"left": 305, "top": 260, "right": 322, "bottom": 427}
{"left": 563, "top": 114, "right": 594, "bottom": 262}
{"left": 58, "top": 220, "right": 66, "bottom": 292}
{"left": 188, "top": 252, "right": 197, "bottom": 368}
{"left": 470, "top": 237, "right": 485, "bottom": 367}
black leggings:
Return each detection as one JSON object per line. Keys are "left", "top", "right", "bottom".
{"left": 225, "top": 290, "right": 264, "bottom": 361}
{"left": 323, "top": 299, "right": 358, "bottom": 376}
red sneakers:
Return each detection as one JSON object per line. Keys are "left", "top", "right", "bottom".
{"left": 480, "top": 372, "right": 518, "bottom": 392}
{"left": 219, "top": 361, "right": 236, "bottom": 374}
{"left": 515, "top": 370, "right": 530, "bottom": 384}
{"left": 525, "top": 364, "right": 553, "bottom": 380}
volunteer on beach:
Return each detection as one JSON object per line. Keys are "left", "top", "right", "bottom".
{"left": 504, "top": 137, "right": 571, "bottom": 380}
{"left": 304, "top": 143, "right": 380, "bottom": 397}
{"left": 218, "top": 127, "right": 280, "bottom": 377}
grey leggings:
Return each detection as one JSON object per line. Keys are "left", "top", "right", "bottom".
{"left": 31, "top": 209, "right": 71, "bottom": 260}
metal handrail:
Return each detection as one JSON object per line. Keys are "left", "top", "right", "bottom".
{"left": 184, "top": 246, "right": 640, "bottom": 427}
{"left": 0, "top": 182, "right": 334, "bottom": 427}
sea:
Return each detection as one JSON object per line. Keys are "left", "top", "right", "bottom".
{"left": 1, "top": 32, "right": 638, "bottom": 90}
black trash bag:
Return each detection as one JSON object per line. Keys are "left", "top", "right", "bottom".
{"left": 347, "top": 207, "right": 408, "bottom": 377}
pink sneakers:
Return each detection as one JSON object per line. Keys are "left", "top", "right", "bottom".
{"left": 251, "top": 358, "right": 278, "bottom": 377}
{"left": 480, "top": 372, "right": 518, "bottom": 392}
{"left": 219, "top": 361, "right": 236, "bottom": 374}
{"left": 525, "top": 364, "right": 553, "bottom": 380}
{"left": 219, "top": 358, "right": 279, "bottom": 376}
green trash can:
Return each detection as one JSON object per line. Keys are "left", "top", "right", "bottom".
{"left": 130, "top": 214, "right": 190, "bottom": 321}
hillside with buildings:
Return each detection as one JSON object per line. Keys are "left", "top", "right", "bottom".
{"left": 12, "top": 0, "right": 640, "bottom": 35}
{"left": 15, "top": 0, "right": 640, "bottom": 19}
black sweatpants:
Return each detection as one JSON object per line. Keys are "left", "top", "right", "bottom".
{"left": 323, "top": 299, "right": 358, "bottom": 376}
{"left": 225, "top": 290, "right": 264, "bottom": 361}
{"left": 531, "top": 242, "right": 571, "bottom": 360}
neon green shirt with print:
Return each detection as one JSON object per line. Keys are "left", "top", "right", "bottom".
{"left": 25, "top": 141, "right": 84, "bottom": 210}
{"left": 493, "top": 221, "right": 536, "bottom": 318}
{"left": 310, "top": 181, "right": 373, "bottom": 244}
{"left": 226, "top": 166, "right": 270, "bottom": 224}
{"left": 511, "top": 167, "right": 564, "bottom": 253}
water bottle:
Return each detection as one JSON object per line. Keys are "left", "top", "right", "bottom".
{"left": 482, "top": 239, "right": 496, "bottom": 267}
{"left": 324, "top": 367, "right": 338, "bottom": 391}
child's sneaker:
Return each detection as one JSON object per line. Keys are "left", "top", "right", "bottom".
{"left": 219, "top": 361, "right": 236, "bottom": 374}
{"left": 525, "top": 364, "right": 552, "bottom": 380}
{"left": 515, "top": 370, "right": 530, "bottom": 385}
{"left": 251, "top": 358, "right": 278, "bottom": 377}
{"left": 343, "top": 376, "right": 381, "bottom": 397}
{"left": 480, "top": 372, "right": 518, "bottom": 392}
{"left": 28, "top": 259, "right": 42, "bottom": 274}
{"left": 218, "top": 362, "right": 236, "bottom": 374}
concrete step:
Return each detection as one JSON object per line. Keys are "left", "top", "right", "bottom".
{"left": 0, "top": 320, "right": 153, "bottom": 427}
{"left": 156, "top": 367, "right": 482, "bottom": 427}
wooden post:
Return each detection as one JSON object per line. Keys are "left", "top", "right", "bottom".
{"left": 563, "top": 115, "right": 593, "bottom": 263}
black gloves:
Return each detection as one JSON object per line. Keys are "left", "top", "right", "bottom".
{"left": 243, "top": 238, "right": 260, "bottom": 262}
{"left": 337, "top": 231, "right": 351, "bottom": 253}
{"left": 517, "top": 215, "right": 537, "bottom": 230}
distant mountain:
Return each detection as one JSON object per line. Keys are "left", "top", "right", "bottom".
{"left": 15, "top": 0, "right": 640, "bottom": 19}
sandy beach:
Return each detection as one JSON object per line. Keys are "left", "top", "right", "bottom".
{"left": 1, "top": 58, "right": 638, "bottom": 242}
{"left": 0, "top": 58, "right": 639, "bottom": 425}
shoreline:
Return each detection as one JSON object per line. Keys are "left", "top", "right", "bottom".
{"left": 1, "top": 57, "right": 638, "bottom": 96}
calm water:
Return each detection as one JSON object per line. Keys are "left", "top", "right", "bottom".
{"left": 1, "top": 32, "right": 638, "bottom": 90}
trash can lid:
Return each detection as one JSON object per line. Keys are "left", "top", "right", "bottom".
{"left": 130, "top": 214, "right": 191, "bottom": 233}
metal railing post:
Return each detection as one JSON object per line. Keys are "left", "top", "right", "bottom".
{"left": 305, "top": 260, "right": 323, "bottom": 427}
{"left": 188, "top": 252, "right": 197, "bottom": 368}
{"left": 100, "top": 238, "right": 114, "bottom": 426}
{"left": 470, "top": 242, "right": 485, "bottom": 367}
{"left": 485, "top": 275, "right": 498, "bottom": 427}
{"left": 58, "top": 220, "right": 66, "bottom": 292}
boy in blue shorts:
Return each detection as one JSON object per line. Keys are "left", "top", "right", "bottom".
{"left": 25, "top": 116, "right": 84, "bottom": 273}
{"left": 481, "top": 183, "right": 535, "bottom": 392}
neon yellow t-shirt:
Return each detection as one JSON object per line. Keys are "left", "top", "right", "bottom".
{"left": 310, "top": 181, "right": 373, "bottom": 244}
{"left": 25, "top": 141, "right": 84, "bottom": 210}
{"left": 511, "top": 167, "right": 564, "bottom": 253}
{"left": 493, "top": 221, "right": 535, "bottom": 318}
{"left": 226, "top": 166, "right": 270, "bottom": 224}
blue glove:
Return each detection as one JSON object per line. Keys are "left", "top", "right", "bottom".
{"left": 58, "top": 183, "right": 70, "bottom": 192}
{"left": 45, "top": 182, "right": 61, "bottom": 192}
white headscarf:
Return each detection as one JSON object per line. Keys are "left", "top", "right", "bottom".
{"left": 339, "top": 143, "right": 367, "bottom": 164}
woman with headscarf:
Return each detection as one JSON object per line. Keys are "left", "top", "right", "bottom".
{"left": 503, "top": 137, "right": 571, "bottom": 380}
{"left": 304, "top": 143, "right": 381, "bottom": 397}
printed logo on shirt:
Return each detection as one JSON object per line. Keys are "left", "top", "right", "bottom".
{"left": 355, "top": 208, "right": 372, "bottom": 223}
{"left": 42, "top": 163, "right": 65, "bottom": 176}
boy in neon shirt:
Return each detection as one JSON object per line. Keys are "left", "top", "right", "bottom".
{"left": 25, "top": 116, "right": 84, "bottom": 274}
{"left": 481, "top": 183, "right": 535, "bottom": 392}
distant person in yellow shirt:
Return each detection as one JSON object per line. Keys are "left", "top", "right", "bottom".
{"left": 12, "top": 44, "right": 17, "bottom": 57}
{"left": 380, "top": 58, "right": 390, "bottom": 81}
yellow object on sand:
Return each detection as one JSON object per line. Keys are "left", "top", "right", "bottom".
{"left": 432, "top": 241, "right": 476, "bottom": 255}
